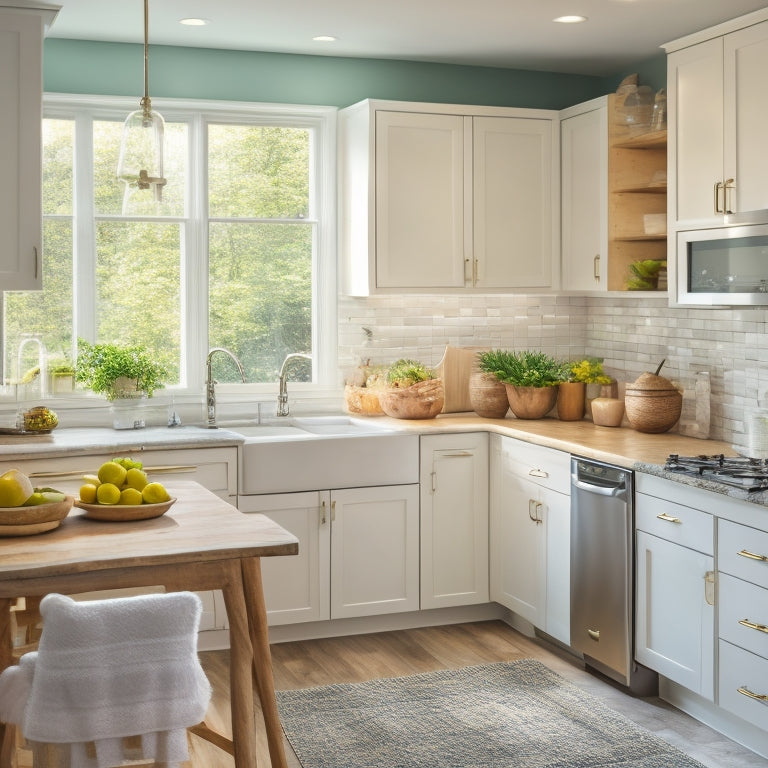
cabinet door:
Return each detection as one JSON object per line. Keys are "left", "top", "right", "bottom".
{"left": 375, "top": 111, "right": 466, "bottom": 288}
{"left": 724, "top": 20, "right": 768, "bottom": 215}
{"left": 473, "top": 116, "right": 554, "bottom": 288}
{"left": 667, "top": 37, "right": 724, "bottom": 227}
{"left": 241, "top": 491, "right": 330, "bottom": 626}
{"left": 635, "top": 530, "right": 715, "bottom": 700}
{"left": 490, "top": 448, "right": 546, "bottom": 626}
{"left": 543, "top": 485, "right": 570, "bottom": 646}
{"left": 560, "top": 105, "right": 607, "bottom": 292}
{"left": 0, "top": 11, "right": 44, "bottom": 290}
{"left": 330, "top": 484, "right": 419, "bottom": 619}
{"left": 420, "top": 434, "right": 488, "bottom": 610}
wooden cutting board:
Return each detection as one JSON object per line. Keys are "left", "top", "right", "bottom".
{"left": 435, "top": 346, "right": 487, "bottom": 413}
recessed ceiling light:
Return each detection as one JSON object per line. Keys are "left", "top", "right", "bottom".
{"left": 180, "top": 18, "right": 210, "bottom": 26}
{"left": 313, "top": 35, "right": 337, "bottom": 42}
{"left": 553, "top": 15, "right": 588, "bottom": 23}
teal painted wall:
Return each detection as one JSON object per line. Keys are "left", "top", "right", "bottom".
{"left": 44, "top": 39, "right": 607, "bottom": 110}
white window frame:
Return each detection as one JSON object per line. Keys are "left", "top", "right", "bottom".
{"left": 40, "top": 93, "right": 338, "bottom": 401}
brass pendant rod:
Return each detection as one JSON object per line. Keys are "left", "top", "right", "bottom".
{"left": 142, "top": 0, "right": 151, "bottom": 114}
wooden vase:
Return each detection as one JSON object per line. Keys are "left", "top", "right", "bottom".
{"left": 556, "top": 381, "right": 586, "bottom": 421}
{"left": 469, "top": 372, "right": 509, "bottom": 418}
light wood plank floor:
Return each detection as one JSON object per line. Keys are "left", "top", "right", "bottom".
{"left": 14, "top": 620, "right": 766, "bottom": 768}
{"left": 186, "top": 620, "right": 768, "bottom": 768}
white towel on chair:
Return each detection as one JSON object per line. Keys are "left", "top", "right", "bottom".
{"left": 0, "top": 591, "right": 212, "bottom": 768}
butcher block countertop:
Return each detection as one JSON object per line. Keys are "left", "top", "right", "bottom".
{"left": 370, "top": 413, "right": 734, "bottom": 469}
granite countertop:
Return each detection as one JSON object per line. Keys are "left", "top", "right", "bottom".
{"left": 0, "top": 425, "right": 243, "bottom": 460}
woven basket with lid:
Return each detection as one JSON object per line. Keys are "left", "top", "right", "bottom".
{"left": 624, "top": 370, "right": 682, "bottom": 433}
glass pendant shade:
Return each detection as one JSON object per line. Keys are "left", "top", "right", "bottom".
{"left": 117, "top": 97, "right": 166, "bottom": 208}
{"left": 116, "top": 0, "right": 166, "bottom": 212}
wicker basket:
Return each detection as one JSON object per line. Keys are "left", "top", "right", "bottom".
{"left": 624, "top": 372, "right": 682, "bottom": 433}
{"left": 379, "top": 379, "right": 445, "bottom": 420}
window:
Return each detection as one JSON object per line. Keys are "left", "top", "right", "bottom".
{"left": 2, "top": 95, "right": 336, "bottom": 400}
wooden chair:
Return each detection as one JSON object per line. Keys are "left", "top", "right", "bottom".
{"left": 0, "top": 592, "right": 213, "bottom": 768}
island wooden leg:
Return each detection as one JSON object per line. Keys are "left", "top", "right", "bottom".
{"left": 241, "top": 557, "right": 288, "bottom": 768}
{"left": 0, "top": 598, "right": 15, "bottom": 768}
{"left": 220, "top": 561, "right": 258, "bottom": 768}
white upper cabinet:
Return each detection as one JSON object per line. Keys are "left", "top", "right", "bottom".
{"left": 0, "top": 3, "right": 58, "bottom": 292}
{"left": 666, "top": 13, "right": 768, "bottom": 228}
{"left": 339, "top": 99, "right": 558, "bottom": 295}
{"left": 559, "top": 98, "right": 608, "bottom": 292}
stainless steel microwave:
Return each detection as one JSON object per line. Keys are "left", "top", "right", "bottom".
{"left": 673, "top": 223, "right": 768, "bottom": 306}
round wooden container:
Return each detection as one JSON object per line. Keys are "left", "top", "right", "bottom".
{"left": 624, "top": 372, "right": 682, "bottom": 433}
{"left": 469, "top": 372, "right": 509, "bottom": 418}
{"left": 591, "top": 397, "right": 625, "bottom": 427}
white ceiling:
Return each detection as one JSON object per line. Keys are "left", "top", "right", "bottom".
{"left": 46, "top": 0, "right": 768, "bottom": 77}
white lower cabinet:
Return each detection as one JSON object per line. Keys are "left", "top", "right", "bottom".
{"left": 717, "top": 519, "right": 768, "bottom": 729}
{"left": 489, "top": 435, "right": 570, "bottom": 644}
{"left": 242, "top": 484, "right": 420, "bottom": 625}
{"left": 419, "top": 433, "right": 489, "bottom": 610}
{"left": 634, "top": 478, "right": 715, "bottom": 701}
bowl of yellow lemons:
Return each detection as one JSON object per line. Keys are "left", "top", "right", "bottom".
{"left": 75, "top": 458, "right": 175, "bottom": 521}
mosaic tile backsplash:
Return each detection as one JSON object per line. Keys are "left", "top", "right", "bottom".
{"left": 339, "top": 293, "right": 768, "bottom": 447}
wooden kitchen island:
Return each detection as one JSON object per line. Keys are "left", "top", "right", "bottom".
{"left": 0, "top": 480, "right": 299, "bottom": 768}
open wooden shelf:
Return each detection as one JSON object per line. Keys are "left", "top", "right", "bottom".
{"left": 607, "top": 93, "right": 668, "bottom": 291}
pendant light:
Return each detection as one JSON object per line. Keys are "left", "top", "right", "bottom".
{"left": 116, "top": 0, "right": 166, "bottom": 211}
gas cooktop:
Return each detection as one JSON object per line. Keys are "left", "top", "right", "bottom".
{"left": 665, "top": 453, "right": 768, "bottom": 492}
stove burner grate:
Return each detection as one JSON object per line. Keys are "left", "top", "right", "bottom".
{"left": 665, "top": 453, "right": 768, "bottom": 492}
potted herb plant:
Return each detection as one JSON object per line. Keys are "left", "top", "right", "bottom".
{"left": 47, "top": 357, "right": 76, "bottom": 395}
{"left": 378, "top": 358, "right": 444, "bottom": 419}
{"left": 75, "top": 339, "right": 167, "bottom": 400}
{"left": 477, "top": 350, "right": 567, "bottom": 420}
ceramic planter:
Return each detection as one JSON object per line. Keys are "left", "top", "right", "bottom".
{"left": 469, "top": 372, "right": 509, "bottom": 418}
{"left": 556, "top": 381, "right": 586, "bottom": 421}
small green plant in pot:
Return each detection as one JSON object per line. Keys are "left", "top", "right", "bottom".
{"left": 75, "top": 339, "right": 168, "bottom": 401}
{"left": 379, "top": 358, "right": 444, "bottom": 419}
{"left": 477, "top": 350, "right": 567, "bottom": 419}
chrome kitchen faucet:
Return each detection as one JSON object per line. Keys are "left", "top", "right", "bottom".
{"left": 277, "top": 353, "right": 312, "bottom": 417}
{"left": 206, "top": 347, "right": 245, "bottom": 428}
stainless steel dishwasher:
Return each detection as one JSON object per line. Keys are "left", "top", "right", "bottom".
{"left": 570, "top": 456, "right": 657, "bottom": 695}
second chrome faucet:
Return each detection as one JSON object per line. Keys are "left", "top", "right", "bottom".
{"left": 277, "top": 353, "right": 312, "bottom": 417}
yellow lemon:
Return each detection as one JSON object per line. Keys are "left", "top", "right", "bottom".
{"left": 96, "top": 482, "right": 121, "bottom": 505}
{"left": 82, "top": 474, "right": 101, "bottom": 487}
{"left": 97, "top": 461, "right": 127, "bottom": 487}
{"left": 125, "top": 467, "right": 148, "bottom": 491}
{"left": 0, "top": 469, "right": 34, "bottom": 508}
{"left": 79, "top": 483, "right": 98, "bottom": 504}
{"left": 119, "top": 487, "right": 143, "bottom": 505}
{"left": 142, "top": 482, "right": 169, "bottom": 504}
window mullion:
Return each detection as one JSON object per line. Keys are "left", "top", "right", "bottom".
{"left": 73, "top": 112, "right": 96, "bottom": 347}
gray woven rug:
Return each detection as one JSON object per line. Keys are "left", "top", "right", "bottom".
{"left": 276, "top": 659, "right": 707, "bottom": 768}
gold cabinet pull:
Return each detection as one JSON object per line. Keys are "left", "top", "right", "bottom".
{"left": 331, "top": 499, "right": 336, "bottom": 522}
{"left": 528, "top": 499, "right": 543, "bottom": 524}
{"left": 738, "top": 686, "right": 768, "bottom": 702}
{"left": 593, "top": 254, "right": 600, "bottom": 283}
{"left": 738, "top": 549, "right": 768, "bottom": 563}
{"left": 724, "top": 178, "right": 736, "bottom": 214}
{"left": 528, "top": 468, "right": 548, "bottom": 478}
{"left": 320, "top": 500, "right": 327, "bottom": 525}
{"left": 657, "top": 512, "right": 681, "bottom": 524}
{"left": 473, "top": 258, "right": 479, "bottom": 286}
{"left": 587, "top": 629, "right": 600, "bottom": 641}
{"left": 739, "top": 619, "right": 768, "bottom": 634}
{"left": 714, "top": 181, "right": 724, "bottom": 213}
{"left": 704, "top": 571, "right": 715, "bottom": 606}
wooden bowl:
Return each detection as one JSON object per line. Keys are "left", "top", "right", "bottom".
{"left": 379, "top": 379, "right": 445, "bottom": 420}
{"left": 0, "top": 496, "right": 73, "bottom": 536}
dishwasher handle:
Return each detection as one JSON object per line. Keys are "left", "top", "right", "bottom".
{"left": 571, "top": 477, "right": 627, "bottom": 498}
